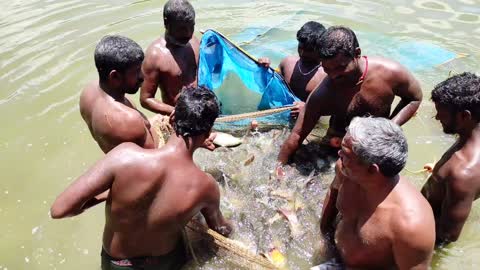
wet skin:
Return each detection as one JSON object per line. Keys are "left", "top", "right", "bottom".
{"left": 50, "top": 134, "right": 232, "bottom": 259}
{"left": 278, "top": 52, "right": 422, "bottom": 164}
{"left": 421, "top": 103, "right": 480, "bottom": 244}
{"left": 278, "top": 44, "right": 327, "bottom": 117}
{"left": 320, "top": 136, "right": 435, "bottom": 270}
{"left": 80, "top": 63, "right": 157, "bottom": 153}
{"left": 140, "top": 21, "right": 199, "bottom": 115}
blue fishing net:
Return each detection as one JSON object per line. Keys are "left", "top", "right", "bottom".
{"left": 198, "top": 30, "right": 299, "bottom": 131}
{"left": 232, "top": 26, "right": 458, "bottom": 73}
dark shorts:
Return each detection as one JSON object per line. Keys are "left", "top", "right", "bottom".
{"left": 101, "top": 243, "right": 187, "bottom": 270}
{"left": 311, "top": 258, "right": 344, "bottom": 270}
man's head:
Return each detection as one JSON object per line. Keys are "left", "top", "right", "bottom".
{"left": 94, "top": 35, "right": 144, "bottom": 94}
{"left": 174, "top": 86, "right": 219, "bottom": 139}
{"left": 432, "top": 72, "right": 480, "bottom": 134}
{"left": 339, "top": 117, "right": 408, "bottom": 180}
{"left": 316, "top": 26, "right": 361, "bottom": 83}
{"left": 163, "top": 0, "right": 195, "bottom": 46}
{"left": 296, "top": 21, "right": 326, "bottom": 63}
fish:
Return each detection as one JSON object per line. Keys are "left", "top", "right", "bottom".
{"left": 278, "top": 208, "right": 304, "bottom": 238}
{"left": 262, "top": 247, "right": 287, "bottom": 269}
{"left": 213, "top": 132, "right": 243, "bottom": 147}
{"left": 243, "top": 154, "right": 255, "bottom": 166}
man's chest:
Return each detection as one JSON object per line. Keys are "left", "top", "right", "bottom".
{"left": 335, "top": 208, "right": 394, "bottom": 267}
{"left": 331, "top": 81, "right": 394, "bottom": 117}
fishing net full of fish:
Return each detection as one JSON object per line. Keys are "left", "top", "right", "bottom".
{"left": 198, "top": 29, "right": 300, "bottom": 132}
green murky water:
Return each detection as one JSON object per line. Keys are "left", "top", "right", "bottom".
{"left": 1, "top": 0, "right": 479, "bottom": 269}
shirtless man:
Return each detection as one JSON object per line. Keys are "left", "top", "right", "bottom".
{"left": 320, "top": 117, "right": 435, "bottom": 269}
{"left": 421, "top": 72, "right": 480, "bottom": 244}
{"left": 51, "top": 86, "right": 232, "bottom": 270}
{"left": 260, "top": 21, "right": 327, "bottom": 118}
{"left": 278, "top": 26, "right": 422, "bottom": 164}
{"left": 140, "top": 0, "right": 199, "bottom": 115}
{"left": 80, "top": 35, "right": 157, "bottom": 153}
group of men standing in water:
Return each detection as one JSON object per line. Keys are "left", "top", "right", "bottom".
{"left": 50, "top": 0, "right": 480, "bottom": 269}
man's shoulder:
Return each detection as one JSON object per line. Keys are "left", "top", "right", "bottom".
{"left": 145, "top": 38, "right": 170, "bottom": 58}
{"left": 369, "top": 56, "right": 410, "bottom": 79}
{"left": 444, "top": 152, "right": 480, "bottom": 193}
{"left": 280, "top": 55, "right": 299, "bottom": 65}
{"left": 92, "top": 103, "right": 145, "bottom": 139}
{"left": 80, "top": 81, "right": 100, "bottom": 102}
{"left": 391, "top": 185, "right": 435, "bottom": 246}
{"left": 393, "top": 178, "right": 435, "bottom": 229}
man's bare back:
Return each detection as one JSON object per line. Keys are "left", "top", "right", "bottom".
{"left": 52, "top": 86, "right": 231, "bottom": 266}
{"left": 102, "top": 142, "right": 226, "bottom": 257}
{"left": 80, "top": 81, "right": 156, "bottom": 153}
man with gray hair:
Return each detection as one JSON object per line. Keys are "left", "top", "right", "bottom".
{"left": 319, "top": 117, "right": 435, "bottom": 270}
{"left": 141, "top": 0, "right": 199, "bottom": 115}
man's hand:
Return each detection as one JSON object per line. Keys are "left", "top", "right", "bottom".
{"left": 202, "top": 132, "right": 217, "bottom": 151}
{"left": 290, "top": 101, "right": 305, "bottom": 119}
{"left": 216, "top": 219, "right": 233, "bottom": 237}
{"left": 258, "top": 57, "right": 271, "bottom": 68}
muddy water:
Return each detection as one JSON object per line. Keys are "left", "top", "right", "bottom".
{"left": 1, "top": 0, "right": 479, "bottom": 269}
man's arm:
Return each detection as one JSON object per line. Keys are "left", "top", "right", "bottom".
{"left": 277, "top": 84, "right": 325, "bottom": 164}
{"left": 390, "top": 64, "right": 423, "bottom": 126}
{"left": 201, "top": 175, "right": 232, "bottom": 237}
{"left": 50, "top": 150, "right": 119, "bottom": 218}
{"left": 436, "top": 171, "right": 474, "bottom": 244}
{"left": 320, "top": 160, "right": 343, "bottom": 236}
{"left": 140, "top": 49, "right": 175, "bottom": 115}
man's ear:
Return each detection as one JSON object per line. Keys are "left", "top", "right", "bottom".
{"left": 354, "top": 47, "right": 361, "bottom": 58}
{"left": 368, "top": 163, "right": 380, "bottom": 175}
{"left": 460, "top": 110, "right": 472, "bottom": 122}
{"left": 108, "top": 70, "right": 121, "bottom": 83}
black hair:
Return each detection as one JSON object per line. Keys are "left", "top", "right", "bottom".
{"left": 163, "top": 0, "right": 195, "bottom": 25}
{"left": 431, "top": 72, "right": 480, "bottom": 120}
{"left": 296, "top": 21, "right": 326, "bottom": 51}
{"left": 174, "top": 86, "right": 220, "bottom": 137}
{"left": 316, "top": 26, "right": 359, "bottom": 59}
{"left": 94, "top": 35, "right": 144, "bottom": 82}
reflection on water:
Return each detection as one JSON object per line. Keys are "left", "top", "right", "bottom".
{"left": 0, "top": 0, "right": 479, "bottom": 269}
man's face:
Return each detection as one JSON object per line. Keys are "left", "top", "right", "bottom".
{"left": 297, "top": 42, "right": 320, "bottom": 64}
{"left": 120, "top": 63, "right": 143, "bottom": 94}
{"left": 338, "top": 135, "right": 369, "bottom": 180}
{"left": 321, "top": 53, "right": 358, "bottom": 84}
{"left": 166, "top": 21, "right": 194, "bottom": 47}
{"left": 434, "top": 102, "right": 458, "bottom": 134}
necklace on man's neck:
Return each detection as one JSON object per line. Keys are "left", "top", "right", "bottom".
{"left": 297, "top": 61, "right": 321, "bottom": 76}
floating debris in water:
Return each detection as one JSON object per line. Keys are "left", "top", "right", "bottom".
{"left": 32, "top": 226, "right": 39, "bottom": 235}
